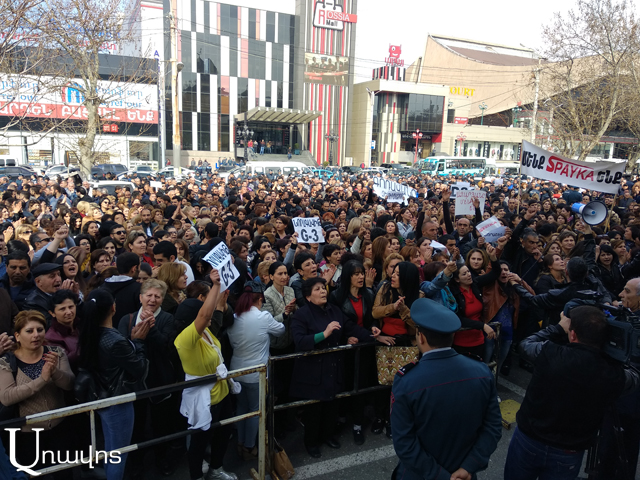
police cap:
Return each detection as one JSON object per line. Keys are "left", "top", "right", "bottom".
{"left": 410, "top": 298, "right": 461, "bottom": 334}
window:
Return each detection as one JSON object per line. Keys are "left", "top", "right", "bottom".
{"left": 198, "top": 113, "right": 210, "bottom": 151}
{"left": 238, "top": 78, "right": 248, "bottom": 114}
{"left": 182, "top": 73, "right": 197, "bottom": 112}
{"left": 201, "top": 74, "right": 210, "bottom": 113}
{"left": 447, "top": 109, "right": 455, "bottom": 123}
{"left": 266, "top": 12, "right": 275, "bottom": 42}
{"left": 445, "top": 159, "right": 485, "bottom": 169}
{"left": 182, "top": 114, "right": 192, "bottom": 150}
{"left": 220, "top": 114, "right": 229, "bottom": 151}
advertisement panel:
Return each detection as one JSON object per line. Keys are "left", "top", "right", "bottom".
{"left": 0, "top": 75, "right": 158, "bottom": 124}
{"left": 304, "top": 53, "right": 349, "bottom": 85}
{"left": 313, "top": 0, "right": 357, "bottom": 31}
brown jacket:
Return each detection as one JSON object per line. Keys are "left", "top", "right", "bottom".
{"left": 482, "top": 279, "right": 534, "bottom": 328}
{"left": 0, "top": 346, "right": 75, "bottom": 431}
{"left": 372, "top": 283, "right": 419, "bottom": 336}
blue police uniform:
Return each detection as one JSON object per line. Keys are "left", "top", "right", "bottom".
{"left": 391, "top": 299, "right": 502, "bottom": 480}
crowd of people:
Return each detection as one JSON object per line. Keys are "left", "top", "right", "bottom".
{"left": 0, "top": 168, "right": 639, "bottom": 479}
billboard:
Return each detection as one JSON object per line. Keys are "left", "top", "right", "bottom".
{"left": 312, "top": 0, "right": 357, "bottom": 31}
{"left": 0, "top": 75, "right": 158, "bottom": 124}
{"left": 304, "top": 53, "right": 349, "bottom": 85}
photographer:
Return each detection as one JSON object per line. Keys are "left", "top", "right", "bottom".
{"left": 596, "top": 277, "right": 640, "bottom": 479}
{"left": 504, "top": 306, "right": 640, "bottom": 480}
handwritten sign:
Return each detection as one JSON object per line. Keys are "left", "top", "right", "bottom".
{"left": 455, "top": 190, "right": 486, "bottom": 216}
{"left": 150, "top": 181, "right": 162, "bottom": 190}
{"left": 450, "top": 182, "right": 470, "bottom": 199}
{"left": 372, "top": 177, "right": 417, "bottom": 203}
{"left": 476, "top": 216, "right": 505, "bottom": 243}
{"left": 203, "top": 242, "right": 240, "bottom": 292}
{"left": 291, "top": 217, "right": 325, "bottom": 244}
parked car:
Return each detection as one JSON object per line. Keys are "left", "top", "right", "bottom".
{"left": 311, "top": 168, "right": 334, "bottom": 179}
{"left": 45, "top": 165, "right": 80, "bottom": 178}
{"left": 0, "top": 166, "right": 38, "bottom": 179}
{"left": 91, "top": 163, "right": 128, "bottom": 179}
{"left": 158, "top": 166, "right": 196, "bottom": 178}
{"left": 88, "top": 181, "right": 136, "bottom": 196}
{"left": 116, "top": 170, "right": 158, "bottom": 180}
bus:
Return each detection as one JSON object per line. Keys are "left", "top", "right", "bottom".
{"left": 418, "top": 157, "right": 486, "bottom": 176}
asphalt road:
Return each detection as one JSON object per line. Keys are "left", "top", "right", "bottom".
{"left": 142, "top": 361, "right": 533, "bottom": 480}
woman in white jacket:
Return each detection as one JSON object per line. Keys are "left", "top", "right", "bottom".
{"left": 227, "top": 280, "right": 284, "bottom": 459}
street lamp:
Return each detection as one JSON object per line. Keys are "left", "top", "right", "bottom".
{"left": 456, "top": 132, "right": 467, "bottom": 157}
{"left": 325, "top": 130, "right": 339, "bottom": 166}
{"left": 239, "top": 122, "right": 254, "bottom": 158}
{"left": 479, "top": 102, "right": 488, "bottom": 126}
{"left": 412, "top": 128, "right": 423, "bottom": 164}
{"left": 169, "top": 4, "right": 184, "bottom": 168}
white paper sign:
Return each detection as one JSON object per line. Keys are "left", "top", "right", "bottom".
{"left": 455, "top": 190, "right": 486, "bottom": 216}
{"left": 450, "top": 182, "right": 470, "bottom": 198}
{"left": 430, "top": 241, "right": 447, "bottom": 251}
{"left": 483, "top": 226, "right": 506, "bottom": 243}
{"left": 372, "top": 177, "right": 417, "bottom": 203}
{"left": 203, "top": 242, "right": 240, "bottom": 292}
{"left": 150, "top": 181, "right": 162, "bottom": 190}
{"left": 291, "top": 217, "right": 325, "bottom": 244}
{"left": 476, "top": 216, "right": 502, "bottom": 237}
{"left": 494, "top": 178, "right": 504, "bottom": 186}
{"left": 520, "top": 140, "right": 626, "bottom": 194}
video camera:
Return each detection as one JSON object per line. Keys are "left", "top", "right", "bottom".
{"left": 567, "top": 291, "right": 640, "bottom": 364}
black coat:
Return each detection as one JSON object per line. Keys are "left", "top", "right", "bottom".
{"left": 0, "top": 273, "right": 35, "bottom": 311}
{"left": 118, "top": 310, "right": 179, "bottom": 388}
{"left": 289, "top": 302, "right": 373, "bottom": 401}
{"left": 518, "top": 325, "right": 636, "bottom": 450}
{"left": 101, "top": 277, "right": 141, "bottom": 329}
{"left": 328, "top": 288, "right": 377, "bottom": 330}
{"left": 23, "top": 288, "right": 54, "bottom": 327}
{"left": 449, "top": 259, "right": 501, "bottom": 330}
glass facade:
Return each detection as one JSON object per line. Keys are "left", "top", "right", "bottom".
{"left": 165, "top": 3, "right": 296, "bottom": 153}
{"left": 397, "top": 94, "right": 445, "bottom": 134}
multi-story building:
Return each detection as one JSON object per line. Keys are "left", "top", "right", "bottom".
{"left": 134, "top": 0, "right": 358, "bottom": 166}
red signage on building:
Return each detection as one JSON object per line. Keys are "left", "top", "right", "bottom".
{"left": 385, "top": 45, "right": 404, "bottom": 67}
{"left": 103, "top": 124, "right": 119, "bottom": 133}
{"left": 313, "top": 0, "right": 357, "bottom": 31}
{"left": 454, "top": 117, "right": 469, "bottom": 125}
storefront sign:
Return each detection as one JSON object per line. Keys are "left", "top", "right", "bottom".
{"left": 453, "top": 117, "right": 468, "bottom": 125}
{"left": 313, "top": 0, "right": 357, "bottom": 31}
{"left": 401, "top": 132, "right": 432, "bottom": 140}
{"left": 0, "top": 75, "right": 158, "bottom": 124}
{"left": 449, "top": 87, "right": 475, "bottom": 97}
{"left": 520, "top": 140, "right": 626, "bottom": 194}
{"left": 385, "top": 45, "right": 404, "bottom": 67}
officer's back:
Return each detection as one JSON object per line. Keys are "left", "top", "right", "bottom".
{"left": 391, "top": 299, "right": 502, "bottom": 480}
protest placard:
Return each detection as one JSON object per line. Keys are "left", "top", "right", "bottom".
{"left": 520, "top": 140, "right": 626, "bottom": 194}
{"left": 150, "top": 181, "right": 162, "bottom": 190}
{"left": 450, "top": 182, "right": 471, "bottom": 198}
{"left": 455, "top": 190, "right": 486, "bottom": 216}
{"left": 203, "top": 242, "right": 240, "bottom": 292}
{"left": 372, "top": 177, "right": 417, "bottom": 203}
{"left": 291, "top": 217, "right": 325, "bottom": 243}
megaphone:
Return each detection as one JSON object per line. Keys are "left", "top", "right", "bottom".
{"left": 571, "top": 201, "right": 608, "bottom": 226}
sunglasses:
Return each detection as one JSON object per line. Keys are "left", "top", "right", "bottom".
{"left": 114, "top": 230, "right": 126, "bottom": 235}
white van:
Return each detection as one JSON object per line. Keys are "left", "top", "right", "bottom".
{"left": 244, "top": 161, "right": 313, "bottom": 176}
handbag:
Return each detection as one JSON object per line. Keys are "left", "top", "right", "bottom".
{"left": 375, "top": 345, "right": 419, "bottom": 386}
{"left": 74, "top": 367, "right": 107, "bottom": 404}
{"left": 273, "top": 437, "right": 295, "bottom": 480}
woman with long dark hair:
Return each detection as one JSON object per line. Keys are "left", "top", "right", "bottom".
{"left": 330, "top": 260, "right": 393, "bottom": 444}
{"left": 78, "top": 289, "right": 149, "bottom": 480}
{"left": 227, "top": 281, "right": 284, "bottom": 459}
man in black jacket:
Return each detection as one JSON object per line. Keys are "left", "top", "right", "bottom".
{"left": 23, "top": 263, "right": 64, "bottom": 327}
{"left": 101, "top": 253, "right": 142, "bottom": 328}
{"left": 504, "top": 305, "right": 640, "bottom": 480}
{"left": 0, "top": 250, "right": 35, "bottom": 309}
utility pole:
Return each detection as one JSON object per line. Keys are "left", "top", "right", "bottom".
{"left": 170, "top": 0, "right": 181, "bottom": 168}
{"left": 531, "top": 56, "right": 541, "bottom": 144}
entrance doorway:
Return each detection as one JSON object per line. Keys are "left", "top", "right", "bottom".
{"left": 235, "top": 122, "right": 300, "bottom": 156}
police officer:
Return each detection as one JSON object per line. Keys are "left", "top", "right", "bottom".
{"left": 391, "top": 298, "right": 502, "bottom": 480}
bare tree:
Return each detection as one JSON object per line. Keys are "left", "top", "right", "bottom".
{"left": 0, "top": 0, "right": 156, "bottom": 176}
{"left": 540, "top": 0, "right": 640, "bottom": 160}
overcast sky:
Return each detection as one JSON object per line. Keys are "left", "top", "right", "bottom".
{"left": 229, "top": 0, "right": 579, "bottom": 83}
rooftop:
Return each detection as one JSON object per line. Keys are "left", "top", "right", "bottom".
{"left": 430, "top": 34, "right": 542, "bottom": 66}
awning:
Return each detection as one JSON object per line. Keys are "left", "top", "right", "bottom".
{"left": 234, "top": 106, "right": 322, "bottom": 125}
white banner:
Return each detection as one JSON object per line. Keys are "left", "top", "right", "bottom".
{"left": 203, "top": 242, "right": 240, "bottom": 292}
{"left": 291, "top": 217, "right": 325, "bottom": 244}
{"left": 372, "top": 177, "right": 417, "bottom": 203}
{"left": 455, "top": 190, "right": 486, "bottom": 216}
{"left": 520, "top": 140, "right": 626, "bottom": 194}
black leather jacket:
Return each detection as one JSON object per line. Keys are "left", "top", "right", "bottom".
{"left": 23, "top": 288, "right": 54, "bottom": 327}
{"left": 96, "top": 327, "right": 148, "bottom": 397}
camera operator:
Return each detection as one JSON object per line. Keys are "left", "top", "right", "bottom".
{"left": 504, "top": 305, "right": 640, "bottom": 480}
{"left": 596, "top": 277, "right": 640, "bottom": 479}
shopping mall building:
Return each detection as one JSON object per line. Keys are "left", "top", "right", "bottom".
{"left": 133, "top": 0, "right": 358, "bottom": 166}
{"left": 350, "top": 34, "right": 638, "bottom": 168}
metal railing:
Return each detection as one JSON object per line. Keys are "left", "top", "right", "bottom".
{"left": 0, "top": 364, "right": 268, "bottom": 480}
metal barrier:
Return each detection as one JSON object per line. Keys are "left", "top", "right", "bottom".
{"left": 0, "top": 364, "right": 268, "bottom": 480}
